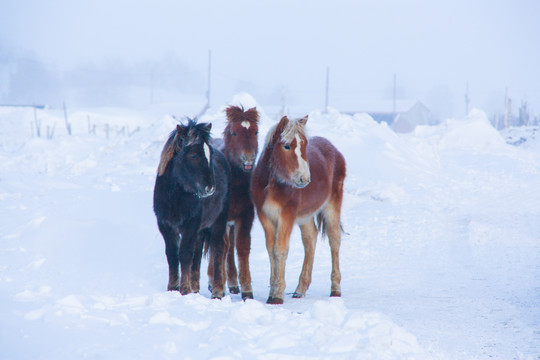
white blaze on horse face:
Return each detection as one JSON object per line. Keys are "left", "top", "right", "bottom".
{"left": 294, "top": 134, "right": 310, "bottom": 178}
{"left": 241, "top": 121, "right": 250, "bottom": 129}
{"left": 203, "top": 142, "right": 211, "bottom": 164}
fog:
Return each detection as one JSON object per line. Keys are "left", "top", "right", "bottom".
{"left": 1, "top": 0, "right": 539, "bottom": 119}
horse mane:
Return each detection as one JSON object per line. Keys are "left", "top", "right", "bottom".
{"left": 225, "top": 105, "right": 259, "bottom": 125}
{"left": 157, "top": 118, "right": 212, "bottom": 176}
{"left": 158, "top": 128, "right": 179, "bottom": 176}
{"left": 280, "top": 117, "right": 307, "bottom": 144}
{"left": 185, "top": 118, "right": 212, "bottom": 145}
{"left": 262, "top": 116, "right": 307, "bottom": 155}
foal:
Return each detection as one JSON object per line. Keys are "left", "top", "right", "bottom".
{"left": 251, "top": 115, "right": 346, "bottom": 304}
{"left": 208, "top": 105, "right": 259, "bottom": 300}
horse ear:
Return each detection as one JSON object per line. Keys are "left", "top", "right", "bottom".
{"left": 277, "top": 116, "right": 289, "bottom": 131}
{"left": 202, "top": 122, "right": 212, "bottom": 133}
{"left": 298, "top": 115, "right": 308, "bottom": 126}
{"left": 246, "top": 107, "right": 260, "bottom": 123}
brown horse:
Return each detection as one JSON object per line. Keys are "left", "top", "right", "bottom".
{"left": 251, "top": 115, "right": 346, "bottom": 304}
{"left": 208, "top": 105, "right": 259, "bottom": 299}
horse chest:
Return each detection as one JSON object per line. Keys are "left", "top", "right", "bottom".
{"left": 260, "top": 185, "right": 298, "bottom": 222}
{"left": 228, "top": 176, "right": 251, "bottom": 218}
{"left": 261, "top": 197, "right": 282, "bottom": 223}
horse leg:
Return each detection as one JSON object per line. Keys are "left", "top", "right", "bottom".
{"left": 207, "top": 226, "right": 230, "bottom": 294}
{"left": 225, "top": 225, "right": 240, "bottom": 294}
{"left": 270, "top": 214, "right": 295, "bottom": 304}
{"left": 293, "top": 218, "right": 318, "bottom": 298}
{"left": 324, "top": 202, "right": 343, "bottom": 297}
{"left": 190, "top": 236, "right": 205, "bottom": 293}
{"left": 158, "top": 222, "right": 181, "bottom": 291}
{"left": 178, "top": 227, "right": 198, "bottom": 295}
{"left": 258, "top": 212, "right": 277, "bottom": 303}
{"left": 236, "top": 209, "right": 254, "bottom": 299}
{"left": 209, "top": 212, "right": 228, "bottom": 299}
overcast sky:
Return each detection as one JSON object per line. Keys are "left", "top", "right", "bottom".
{"left": 1, "top": 0, "right": 538, "bottom": 117}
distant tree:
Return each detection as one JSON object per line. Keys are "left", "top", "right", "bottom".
{"left": 518, "top": 101, "right": 530, "bottom": 126}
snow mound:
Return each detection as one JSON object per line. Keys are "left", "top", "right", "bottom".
{"left": 416, "top": 109, "right": 506, "bottom": 152}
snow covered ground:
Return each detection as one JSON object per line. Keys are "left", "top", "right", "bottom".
{"left": 1, "top": 94, "right": 538, "bottom": 359}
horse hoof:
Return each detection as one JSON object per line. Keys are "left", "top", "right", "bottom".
{"left": 212, "top": 290, "right": 225, "bottom": 299}
{"left": 241, "top": 292, "right": 254, "bottom": 300}
{"left": 292, "top": 292, "right": 304, "bottom": 298}
{"left": 266, "top": 297, "right": 283, "bottom": 305}
{"left": 229, "top": 286, "right": 240, "bottom": 294}
{"left": 208, "top": 284, "right": 213, "bottom": 293}
{"left": 167, "top": 285, "right": 180, "bottom": 292}
{"left": 330, "top": 291, "right": 341, "bottom": 297}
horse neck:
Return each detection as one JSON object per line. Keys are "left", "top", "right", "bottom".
{"left": 254, "top": 144, "right": 275, "bottom": 183}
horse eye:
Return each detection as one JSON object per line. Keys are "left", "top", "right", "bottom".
{"left": 255, "top": 131, "right": 259, "bottom": 135}
{"left": 232, "top": 132, "right": 237, "bottom": 136}
{"left": 190, "top": 153, "right": 198, "bottom": 159}
{"left": 284, "top": 144, "right": 290, "bottom": 150}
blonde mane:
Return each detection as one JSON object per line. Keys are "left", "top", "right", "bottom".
{"left": 261, "top": 117, "right": 308, "bottom": 155}
{"left": 280, "top": 118, "right": 307, "bottom": 144}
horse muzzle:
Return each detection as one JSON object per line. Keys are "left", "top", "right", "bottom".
{"left": 242, "top": 161, "right": 255, "bottom": 171}
{"left": 293, "top": 174, "right": 311, "bottom": 188}
{"left": 241, "top": 154, "right": 256, "bottom": 172}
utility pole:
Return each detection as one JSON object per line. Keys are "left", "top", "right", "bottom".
{"left": 465, "top": 81, "right": 470, "bottom": 116}
{"left": 324, "top": 67, "right": 329, "bottom": 113}
{"left": 504, "top": 87, "right": 511, "bottom": 128}
{"left": 392, "top": 73, "right": 397, "bottom": 123}
{"left": 195, "top": 51, "right": 212, "bottom": 119}
{"left": 206, "top": 50, "right": 212, "bottom": 108}
{"left": 280, "top": 87, "right": 286, "bottom": 118}
{"left": 150, "top": 70, "right": 154, "bottom": 105}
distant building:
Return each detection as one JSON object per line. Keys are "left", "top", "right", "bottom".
{"left": 346, "top": 100, "right": 438, "bottom": 133}
{"left": 391, "top": 101, "right": 439, "bottom": 133}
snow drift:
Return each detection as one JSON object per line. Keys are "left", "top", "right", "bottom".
{"left": 1, "top": 95, "right": 538, "bottom": 359}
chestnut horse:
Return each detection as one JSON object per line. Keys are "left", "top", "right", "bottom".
{"left": 251, "top": 115, "right": 346, "bottom": 304}
{"left": 208, "top": 105, "right": 259, "bottom": 300}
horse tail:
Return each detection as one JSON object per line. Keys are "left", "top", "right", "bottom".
{"left": 316, "top": 212, "right": 344, "bottom": 240}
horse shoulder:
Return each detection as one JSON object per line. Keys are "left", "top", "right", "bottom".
{"left": 199, "top": 148, "right": 230, "bottom": 229}
{"left": 154, "top": 180, "right": 202, "bottom": 226}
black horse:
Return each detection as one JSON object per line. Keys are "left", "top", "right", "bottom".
{"left": 153, "top": 119, "right": 231, "bottom": 299}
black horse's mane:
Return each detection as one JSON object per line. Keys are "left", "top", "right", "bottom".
{"left": 158, "top": 118, "right": 212, "bottom": 176}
